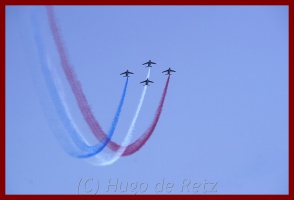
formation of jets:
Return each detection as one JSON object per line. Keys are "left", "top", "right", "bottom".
{"left": 120, "top": 60, "right": 176, "bottom": 86}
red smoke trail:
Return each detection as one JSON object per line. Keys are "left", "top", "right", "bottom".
{"left": 46, "top": 6, "right": 170, "bottom": 156}
{"left": 46, "top": 7, "right": 107, "bottom": 143}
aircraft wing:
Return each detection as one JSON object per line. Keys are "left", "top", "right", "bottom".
{"left": 162, "top": 70, "right": 168, "bottom": 73}
{"left": 149, "top": 80, "right": 154, "bottom": 83}
{"left": 140, "top": 80, "right": 146, "bottom": 83}
{"left": 142, "top": 62, "right": 148, "bottom": 65}
{"left": 151, "top": 62, "right": 156, "bottom": 64}
{"left": 120, "top": 72, "right": 126, "bottom": 75}
{"left": 129, "top": 72, "right": 134, "bottom": 74}
{"left": 170, "top": 69, "right": 176, "bottom": 72}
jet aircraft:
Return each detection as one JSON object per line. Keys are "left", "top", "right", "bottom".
{"left": 120, "top": 70, "right": 134, "bottom": 77}
{"left": 162, "top": 68, "right": 176, "bottom": 75}
{"left": 140, "top": 78, "right": 154, "bottom": 86}
{"left": 142, "top": 60, "right": 156, "bottom": 67}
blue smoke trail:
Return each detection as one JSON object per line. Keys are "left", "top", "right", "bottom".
{"left": 32, "top": 12, "right": 128, "bottom": 158}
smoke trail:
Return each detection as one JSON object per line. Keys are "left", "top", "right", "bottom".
{"left": 122, "top": 75, "right": 170, "bottom": 156}
{"left": 101, "top": 75, "right": 170, "bottom": 157}
{"left": 93, "top": 68, "right": 151, "bottom": 166}
{"left": 32, "top": 14, "right": 84, "bottom": 157}
{"left": 46, "top": 6, "right": 107, "bottom": 143}
{"left": 32, "top": 12, "right": 129, "bottom": 158}
{"left": 46, "top": 6, "right": 170, "bottom": 161}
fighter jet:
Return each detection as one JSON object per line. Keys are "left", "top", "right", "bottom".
{"left": 142, "top": 60, "right": 156, "bottom": 67}
{"left": 120, "top": 70, "right": 134, "bottom": 77}
{"left": 162, "top": 68, "right": 176, "bottom": 75}
{"left": 140, "top": 78, "right": 154, "bottom": 86}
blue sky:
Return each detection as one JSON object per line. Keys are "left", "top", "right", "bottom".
{"left": 6, "top": 6, "right": 288, "bottom": 194}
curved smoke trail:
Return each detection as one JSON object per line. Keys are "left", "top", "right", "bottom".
{"left": 122, "top": 75, "right": 170, "bottom": 156}
{"left": 32, "top": 12, "right": 129, "bottom": 158}
{"left": 104, "top": 75, "right": 170, "bottom": 156}
{"left": 46, "top": 6, "right": 107, "bottom": 144}
{"left": 92, "top": 68, "right": 150, "bottom": 166}
{"left": 46, "top": 6, "right": 170, "bottom": 162}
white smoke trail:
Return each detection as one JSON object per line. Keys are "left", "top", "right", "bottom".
{"left": 46, "top": 54, "right": 88, "bottom": 144}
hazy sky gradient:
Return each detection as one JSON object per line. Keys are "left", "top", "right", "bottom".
{"left": 6, "top": 6, "right": 288, "bottom": 194}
